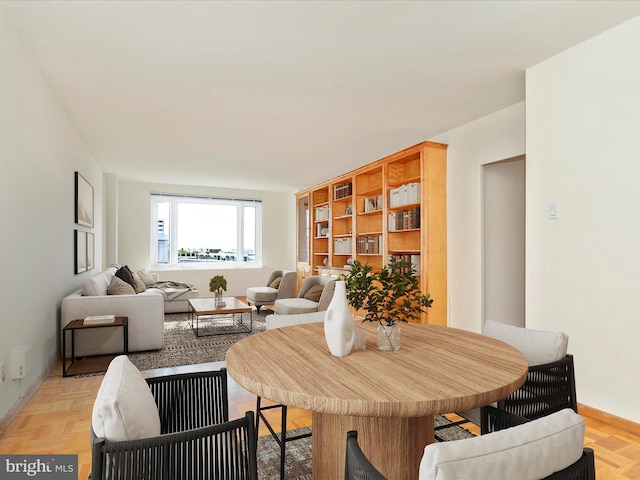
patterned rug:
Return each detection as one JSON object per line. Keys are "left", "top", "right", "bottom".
{"left": 127, "top": 311, "right": 268, "bottom": 371}
{"left": 257, "top": 418, "right": 475, "bottom": 480}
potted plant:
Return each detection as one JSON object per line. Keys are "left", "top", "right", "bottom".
{"left": 344, "top": 257, "right": 433, "bottom": 351}
{"left": 209, "top": 275, "right": 227, "bottom": 307}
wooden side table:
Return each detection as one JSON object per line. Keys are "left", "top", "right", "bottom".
{"left": 62, "top": 316, "right": 128, "bottom": 377}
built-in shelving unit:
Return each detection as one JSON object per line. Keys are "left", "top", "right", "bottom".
{"left": 295, "top": 141, "right": 447, "bottom": 325}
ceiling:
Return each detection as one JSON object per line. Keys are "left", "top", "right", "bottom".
{"left": 3, "top": 1, "right": 640, "bottom": 192}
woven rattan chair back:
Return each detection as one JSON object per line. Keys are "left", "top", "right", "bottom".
{"left": 345, "top": 431, "right": 388, "bottom": 480}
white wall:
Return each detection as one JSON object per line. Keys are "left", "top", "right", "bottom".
{"left": 526, "top": 16, "right": 640, "bottom": 423}
{"left": 114, "top": 180, "right": 295, "bottom": 296}
{"left": 432, "top": 103, "right": 526, "bottom": 332}
{"left": 0, "top": 10, "right": 101, "bottom": 420}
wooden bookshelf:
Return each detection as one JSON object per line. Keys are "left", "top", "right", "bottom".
{"left": 296, "top": 141, "right": 447, "bottom": 325}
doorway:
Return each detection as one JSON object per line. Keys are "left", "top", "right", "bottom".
{"left": 482, "top": 156, "right": 525, "bottom": 328}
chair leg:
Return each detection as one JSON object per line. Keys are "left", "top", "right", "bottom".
{"left": 256, "top": 396, "right": 311, "bottom": 480}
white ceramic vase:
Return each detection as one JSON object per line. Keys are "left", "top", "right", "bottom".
{"left": 324, "top": 280, "right": 355, "bottom": 357}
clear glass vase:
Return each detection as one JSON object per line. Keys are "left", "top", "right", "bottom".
{"left": 377, "top": 323, "right": 400, "bottom": 351}
{"left": 214, "top": 289, "right": 226, "bottom": 307}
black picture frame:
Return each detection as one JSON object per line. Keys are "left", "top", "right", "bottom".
{"left": 75, "top": 171, "right": 94, "bottom": 228}
{"left": 87, "top": 232, "right": 95, "bottom": 271}
{"left": 75, "top": 230, "right": 87, "bottom": 274}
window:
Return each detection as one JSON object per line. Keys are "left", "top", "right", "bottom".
{"left": 151, "top": 194, "right": 262, "bottom": 267}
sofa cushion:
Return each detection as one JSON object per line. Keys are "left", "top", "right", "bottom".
{"left": 247, "top": 286, "right": 277, "bottom": 303}
{"left": 419, "top": 409, "right": 585, "bottom": 480}
{"left": 92, "top": 355, "right": 161, "bottom": 442}
{"left": 482, "top": 319, "right": 568, "bottom": 366}
{"left": 269, "top": 276, "right": 283, "bottom": 289}
{"left": 303, "top": 284, "right": 324, "bottom": 302}
{"left": 137, "top": 269, "right": 156, "bottom": 286}
{"left": 83, "top": 270, "right": 112, "bottom": 296}
{"left": 107, "top": 276, "right": 136, "bottom": 295}
{"left": 275, "top": 298, "right": 319, "bottom": 315}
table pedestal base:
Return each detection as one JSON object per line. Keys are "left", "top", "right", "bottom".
{"left": 312, "top": 412, "right": 434, "bottom": 479}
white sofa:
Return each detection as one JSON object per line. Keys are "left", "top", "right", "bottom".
{"left": 61, "top": 267, "right": 166, "bottom": 356}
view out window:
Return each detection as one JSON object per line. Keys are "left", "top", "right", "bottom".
{"left": 151, "top": 194, "right": 262, "bottom": 267}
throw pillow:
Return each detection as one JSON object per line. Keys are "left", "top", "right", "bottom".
{"left": 115, "top": 265, "right": 136, "bottom": 290}
{"left": 91, "top": 355, "right": 161, "bottom": 442}
{"left": 137, "top": 269, "right": 156, "bottom": 286}
{"left": 107, "top": 276, "right": 136, "bottom": 295}
{"left": 269, "top": 276, "right": 283, "bottom": 289}
{"left": 130, "top": 271, "right": 147, "bottom": 294}
{"left": 303, "top": 284, "right": 325, "bottom": 303}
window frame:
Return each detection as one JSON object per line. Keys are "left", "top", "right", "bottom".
{"left": 150, "top": 193, "right": 263, "bottom": 269}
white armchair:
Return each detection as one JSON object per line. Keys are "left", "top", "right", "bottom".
{"left": 274, "top": 276, "right": 336, "bottom": 315}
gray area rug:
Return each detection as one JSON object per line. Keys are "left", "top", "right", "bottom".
{"left": 127, "top": 311, "right": 267, "bottom": 371}
{"left": 257, "top": 419, "right": 475, "bottom": 480}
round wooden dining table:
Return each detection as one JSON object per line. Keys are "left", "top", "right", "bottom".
{"left": 225, "top": 321, "right": 528, "bottom": 479}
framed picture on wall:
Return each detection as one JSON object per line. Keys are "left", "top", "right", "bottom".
{"left": 75, "top": 171, "right": 94, "bottom": 228}
{"left": 87, "top": 232, "right": 95, "bottom": 271}
{"left": 75, "top": 230, "right": 87, "bottom": 274}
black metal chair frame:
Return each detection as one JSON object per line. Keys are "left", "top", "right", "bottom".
{"left": 344, "top": 430, "right": 387, "bottom": 480}
{"left": 91, "top": 368, "right": 258, "bottom": 480}
{"left": 481, "top": 406, "right": 595, "bottom": 480}
{"left": 256, "top": 397, "right": 312, "bottom": 480}
{"left": 436, "top": 354, "right": 577, "bottom": 435}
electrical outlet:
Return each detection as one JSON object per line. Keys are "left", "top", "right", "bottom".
{"left": 1, "top": 363, "right": 5, "bottom": 383}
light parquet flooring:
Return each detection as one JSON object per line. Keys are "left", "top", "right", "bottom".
{"left": 1, "top": 361, "right": 639, "bottom": 479}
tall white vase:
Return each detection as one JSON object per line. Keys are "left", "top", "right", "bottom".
{"left": 324, "top": 280, "right": 355, "bottom": 357}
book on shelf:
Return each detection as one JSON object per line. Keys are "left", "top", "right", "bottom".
{"left": 84, "top": 314, "right": 116, "bottom": 325}
{"left": 388, "top": 207, "right": 420, "bottom": 231}
{"left": 357, "top": 235, "right": 382, "bottom": 255}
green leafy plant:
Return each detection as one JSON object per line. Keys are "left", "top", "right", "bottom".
{"left": 209, "top": 275, "right": 227, "bottom": 293}
{"left": 344, "top": 257, "right": 433, "bottom": 327}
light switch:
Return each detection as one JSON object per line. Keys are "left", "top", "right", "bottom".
{"left": 548, "top": 202, "right": 559, "bottom": 219}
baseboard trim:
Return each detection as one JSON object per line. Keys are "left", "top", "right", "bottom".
{"left": 0, "top": 360, "right": 57, "bottom": 436}
{"left": 579, "top": 402, "right": 640, "bottom": 436}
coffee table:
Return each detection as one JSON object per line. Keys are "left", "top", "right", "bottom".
{"left": 226, "top": 321, "right": 528, "bottom": 478}
{"left": 188, "top": 297, "right": 253, "bottom": 337}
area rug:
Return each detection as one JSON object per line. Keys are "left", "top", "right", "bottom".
{"left": 257, "top": 418, "right": 475, "bottom": 480}
{"left": 127, "top": 311, "right": 268, "bottom": 371}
